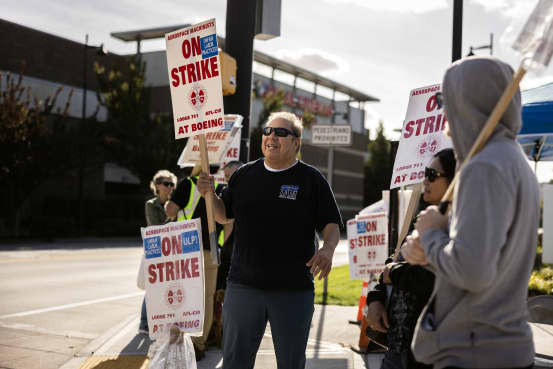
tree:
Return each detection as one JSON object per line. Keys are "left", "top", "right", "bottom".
{"left": 363, "top": 121, "right": 392, "bottom": 206}
{"left": 249, "top": 89, "right": 285, "bottom": 161}
{"left": 301, "top": 109, "right": 315, "bottom": 129}
{"left": 94, "top": 56, "right": 184, "bottom": 188}
{"left": 0, "top": 69, "right": 74, "bottom": 237}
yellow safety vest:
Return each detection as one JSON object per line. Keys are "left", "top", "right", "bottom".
{"left": 177, "top": 177, "right": 224, "bottom": 246}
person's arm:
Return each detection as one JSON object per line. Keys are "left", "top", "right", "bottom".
{"left": 145, "top": 200, "right": 167, "bottom": 226}
{"left": 415, "top": 163, "right": 515, "bottom": 292}
{"left": 164, "top": 200, "right": 179, "bottom": 221}
{"left": 365, "top": 278, "right": 389, "bottom": 332}
{"left": 145, "top": 201, "right": 155, "bottom": 226}
{"left": 223, "top": 222, "right": 234, "bottom": 243}
{"left": 388, "top": 262, "right": 435, "bottom": 298}
{"left": 306, "top": 222, "right": 339, "bottom": 280}
{"left": 197, "top": 172, "right": 232, "bottom": 224}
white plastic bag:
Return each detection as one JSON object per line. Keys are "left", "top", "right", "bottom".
{"left": 149, "top": 325, "right": 197, "bottom": 369}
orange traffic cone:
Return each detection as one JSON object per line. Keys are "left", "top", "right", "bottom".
{"left": 356, "top": 276, "right": 387, "bottom": 353}
{"left": 356, "top": 280, "right": 369, "bottom": 322}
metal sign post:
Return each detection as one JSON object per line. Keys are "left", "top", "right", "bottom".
{"left": 311, "top": 123, "right": 352, "bottom": 304}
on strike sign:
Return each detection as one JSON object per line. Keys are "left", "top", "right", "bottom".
{"left": 177, "top": 114, "right": 243, "bottom": 167}
{"left": 141, "top": 219, "right": 205, "bottom": 339}
{"left": 213, "top": 126, "right": 241, "bottom": 184}
{"left": 390, "top": 84, "right": 452, "bottom": 189}
{"left": 165, "top": 19, "right": 224, "bottom": 139}
{"left": 347, "top": 213, "right": 388, "bottom": 280}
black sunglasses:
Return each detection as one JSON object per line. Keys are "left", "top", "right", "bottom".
{"left": 435, "top": 91, "right": 444, "bottom": 109}
{"left": 262, "top": 126, "right": 298, "bottom": 137}
{"left": 159, "top": 181, "right": 175, "bottom": 187}
{"left": 425, "top": 167, "right": 446, "bottom": 182}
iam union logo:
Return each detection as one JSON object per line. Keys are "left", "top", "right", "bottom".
{"left": 416, "top": 138, "right": 438, "bottom": 158}
{"left": 188, "top": 85, "right": 208, "bottom": 111}
{"left": 165, "top": 284, "right": 185, "bottom": 310}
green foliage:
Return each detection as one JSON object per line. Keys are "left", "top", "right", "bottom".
{"left": 249, "top": 89, "right": 285, "bottom": 161}
{"left": 301, "top": 109, "right": 316, "bottom": 129}
{"left": 314, "top": 265, "right": 363, "bottom": 306}
{"left": 94, "top": 56, "right": 184, "bottom": 187}
{"left": 363, "top": 121, "right": 392, "bottom": 206}
{"left": 529, "top": 265, "right": 553, "bottom": 295}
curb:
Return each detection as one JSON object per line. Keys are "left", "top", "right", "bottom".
{"left": 59, "top": 314, "right": 139, "bottom": 369}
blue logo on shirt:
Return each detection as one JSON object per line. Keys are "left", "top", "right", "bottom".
{"left": 201, "top": 34, "right": 218, "bottom": 59}
{"left": 181, "top": 230, "right": 201, "bottom": 253}
{"left": 279, "top": 185, "right": 299, "bottom": 200}
{"left": 357, "top": 221, "right": 366, "bottom": 234}
{"left": 144, "top": 236, "right": 162, "bottom": 259}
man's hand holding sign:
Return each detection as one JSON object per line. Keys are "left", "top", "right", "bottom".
{"left": 165, "top": 19, "right": 225, "bottom": 265}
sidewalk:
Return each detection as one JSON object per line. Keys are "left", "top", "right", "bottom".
{"left": 60, "top": 304, "right": 383, "bottom": 369}
{"left": 58, "top": 307, "right": 553, "bottom": 369}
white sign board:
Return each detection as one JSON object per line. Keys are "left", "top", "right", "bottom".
{"left": 311, "top": 124, "right": 352, "bottom": 146}
{"left": 178, "top": 114, "right": 243, "bottom": 167}
{"left": 165, "top": 19, "right": 225, "bottom": 139}
{"left": 213, "top": 127, "right": 242, "bottom": 183}
{"left": 390, "top": 84, "right": 452, "bottom": 189}
{"left": 347, "top": 212, "right": 388, "bottom": 280}
{"left": 141, "top": 219, "right": 205, "bottom": 339}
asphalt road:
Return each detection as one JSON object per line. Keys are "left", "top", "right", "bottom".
{"left": 0, "top": 239, "right": 350, "bottom": 369}
{"left": 0, "top": 246, "right": 145, "bottom": 369}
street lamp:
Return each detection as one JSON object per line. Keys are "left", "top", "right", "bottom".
{"left": 467, "top": 33, "right": 494, "bottom": 56}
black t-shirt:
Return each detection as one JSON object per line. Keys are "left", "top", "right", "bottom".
{"left": 221, "top": 159, "right": 342, "bottom": 290}
{"left": 170, "top": 177, "right": 224, "bottom": 251}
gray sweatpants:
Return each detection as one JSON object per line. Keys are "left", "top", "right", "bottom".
{"left": 222, "top": 282, "right": 314, "bottom": 369}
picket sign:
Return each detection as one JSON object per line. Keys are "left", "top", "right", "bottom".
{"left": 165, "top": 19, "right": 225, "bottom": 265}
{"left": 213, "top": 126, "right": 242, "bottom": 184}
{"left": 389, "top": 83, "right": 452, "bottom": 249}
{"left": 441, "top": 0, "right": 553, "bottom": 213}
{"left": 141, "top": 219, "right": 205, "bottom": 340}
{"left": 390, "top": 84, "right": 452, "bottom": 190}
{"left": 178, "top": 114, "right": 243, "bottom": 168}
{"left": 347, "top": 213, "right": 388, "bottom": 281}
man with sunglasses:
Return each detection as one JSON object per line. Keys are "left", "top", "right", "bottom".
{"left": 197, "top": 111, "right": 342, "bottom": 369}
{"left": 402, "top": 57, "right": 539, "bottom": 369}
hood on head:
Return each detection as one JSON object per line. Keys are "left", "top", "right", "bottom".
{"left": 442, "top": 56, "right": 521, "bottom": 163}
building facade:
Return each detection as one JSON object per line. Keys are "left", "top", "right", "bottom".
{"left": 0, "top": 19, "right": 378, "bottom": 237}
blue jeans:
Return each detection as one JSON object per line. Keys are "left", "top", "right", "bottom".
{"left": 222, "top": 282, "right": 314, "bottom": 369}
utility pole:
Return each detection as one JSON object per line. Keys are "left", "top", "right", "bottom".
{"left": 78, "top": 34, "right": 89, "bottom": 236}
{"left": 452, "top": 0, "right": 463, "bottom": 62}
{"left": 224, "top": 0, "right": 257, "bottom": 163}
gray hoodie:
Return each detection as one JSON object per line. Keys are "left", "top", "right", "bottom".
{"left": 412, "top": 57, "right": 540, "bottom": 368}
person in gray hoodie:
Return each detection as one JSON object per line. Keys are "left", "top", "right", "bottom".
{"left": 401, "top": 56, "right": 539, "bottom": 369}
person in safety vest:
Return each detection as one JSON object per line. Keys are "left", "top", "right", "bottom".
{"left": 165, "top": 164, "right": 224, "bottom": 361}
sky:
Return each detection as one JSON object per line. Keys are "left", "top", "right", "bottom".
{"left": 4, "top": 0, "right": 553, "bottom": 181}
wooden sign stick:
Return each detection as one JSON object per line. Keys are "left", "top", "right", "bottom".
{"left": 439, "top": 66, "right": 526, "bottom": 214}
{"left": 394, "top": 183, "right": 423, "bottom": 257}
{"left": 198, "top": 133, "right": 221, "bottom": 265}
